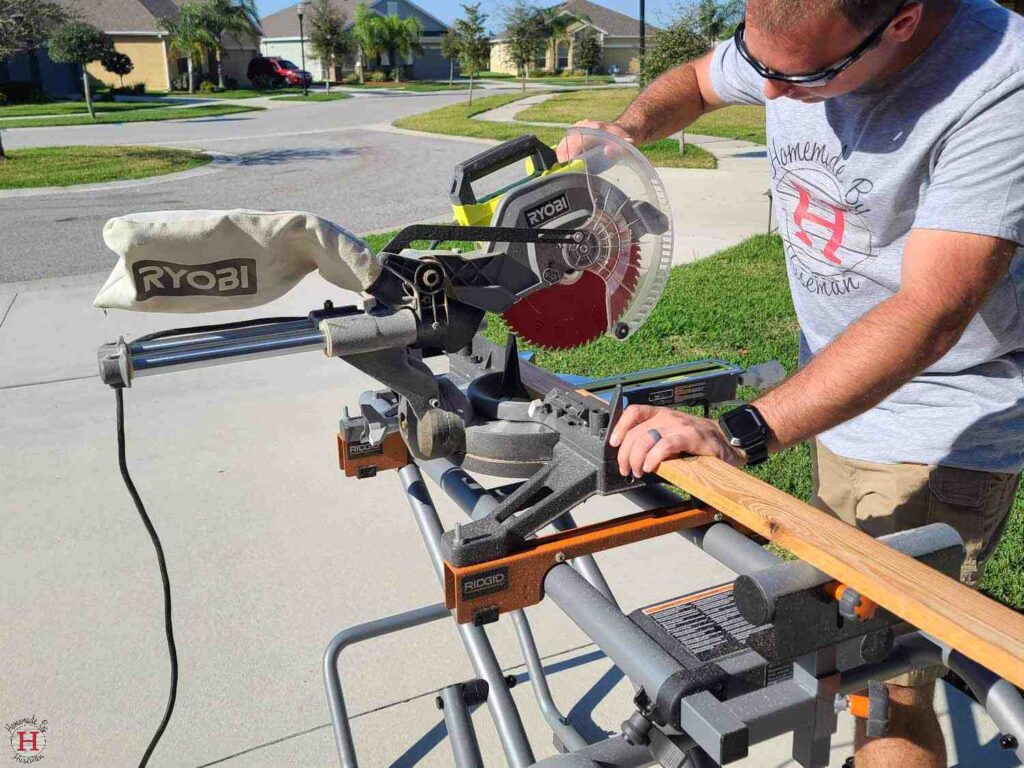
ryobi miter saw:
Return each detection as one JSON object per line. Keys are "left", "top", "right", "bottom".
{"left": 103, "top": 129, "right": 1007, "bottom": 768}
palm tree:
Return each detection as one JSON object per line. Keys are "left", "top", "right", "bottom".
{"left": 199, "top": 0, "right": 260, "bottom": 89}
{"left": 162, "top": 3, "right": 218, "bottom": 93}
{"left": 351, "top": 3, "right": 386, "bottom": 83}
{"left": 377, "top": 14, "right": 422, "bottom": 82}
{"left": 538, "top": 7, "right": 585, "bottom": 73}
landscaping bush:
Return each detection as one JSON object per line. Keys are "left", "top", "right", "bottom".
{"left": 0, "top": 81, "right": 48, "bottom": 104}
{"left": 199, "top": 80, "right": 218, "bottom": 93}
{"left": 0, "top": 92, "right": 6, "bottom": 107}
{"left": 343, "top": 73, "right": 360, "bottom": 84}
{"left": 111, "top": 82, "right": 146, "bottom": 95}
{"left": 367, "top": 70, "right": 387, "bottom": 82}
{"left": 224, "top": 76, "right": 238, "bottom": 90}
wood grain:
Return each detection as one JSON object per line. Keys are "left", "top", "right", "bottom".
{"left": 658, "top": 455, "right": 1024, "bottom": 689}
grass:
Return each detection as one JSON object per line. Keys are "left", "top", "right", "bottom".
{"left": 393, "top": 92, "right": 716, "bottom": 170}
{"left": 0, "top": 100, "right": 175, "bottom": 118}
{"left": 0, "top": 103, "right": 262, "bottom": 129}
{"left": 271, "top": 92, "right": 352, "bottom": 102}
{"left": 333, "top": 81, "right": 469, "bottom": 91}
{"left": 0, "top": 145, "right": 211, "bottom": 189}
{"left": 362, "top": 229, "right": 1024, "bottom": 610}
{"left": 516, "top": 88, "right": 767, "bottom": 145}
{"left": 170, "top": 87, "right": 306, "bottom": 99}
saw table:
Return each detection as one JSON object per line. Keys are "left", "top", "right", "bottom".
{"left": 93, "top": 129, "right": 1024, "bottom": 768}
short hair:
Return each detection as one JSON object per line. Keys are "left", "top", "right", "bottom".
{"left": 748, "top": 0, "right": 906, "bottom": 33}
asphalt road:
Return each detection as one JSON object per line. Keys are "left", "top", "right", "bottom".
{"left": 0, "top": 91, "right": 513, "bottom": 285}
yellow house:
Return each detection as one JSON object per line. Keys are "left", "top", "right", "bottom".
{"left": 55, "top": 0, "right": 259, "bottom": 91}
{"left": 490, "top": 0, "right": 660, "bottom": 76}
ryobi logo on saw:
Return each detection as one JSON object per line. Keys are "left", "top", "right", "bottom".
{"left": 525, "top": 194, "right": 571, "bottom": 227}
{"left": 460, "top": 567, "right": 509, "bottom": 599}
{"left": 132, "top": 259, "right": 258, "bottom": 301}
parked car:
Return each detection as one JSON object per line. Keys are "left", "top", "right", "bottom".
{"left": 247, "top": 57, "right": 313, "bottom": 89}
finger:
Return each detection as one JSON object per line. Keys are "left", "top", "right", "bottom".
{"left": 628, "top": 423, "right": 669, "bottom": 478}
{"left": 642, "top": 432, "right": 694, "bottom": 474}
{"left": 617, "top": 416, "right": 660, "bottom": 477}
{"left": 609, "top": 405, "right": 659, "bottom": 447}
{"left": 556, "top": 132, "right": 584, "bottom": 162}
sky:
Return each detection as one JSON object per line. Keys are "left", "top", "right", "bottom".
{"left": 255, "top": 0, "right": 684, "bottom": 29}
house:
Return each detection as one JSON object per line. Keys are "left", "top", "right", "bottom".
{"left": 490, "top": 0, "right": 660, "bottom": 76}
{"left": 0, "top": 49, "right": 81, "bottom": 98}
{"left": 53, "top": 0, "right": 260, "bottom": 92}
{"left": 260, "top": 0, "right": 451, "bottom": 82}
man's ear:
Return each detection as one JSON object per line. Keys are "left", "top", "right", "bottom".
{"left": 890, "top": 1, "right": 924, "bottom": 43}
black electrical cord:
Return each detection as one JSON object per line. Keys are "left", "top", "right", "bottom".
{"left": 133, "top": 316, "right": 307, "bottom": 344}
{"left": 116, "top": 388, "right": 178, "bottom": 768}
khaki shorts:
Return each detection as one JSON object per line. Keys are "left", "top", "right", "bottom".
{"left": 811, "top": 439, "right": 1019, "bottom": 687}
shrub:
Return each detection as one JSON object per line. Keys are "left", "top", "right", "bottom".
{"left": 0, "top": 81, "right": 48, "bottom": 104}
{"left": 0, "top": 92, "right": 6, "bottom": 107}
{"left": 199, "top": 80, "right": 217, "bottom": 93}
{"left": 367, "top": 70, "right": 387, "bottom": 82}
{"left": 342, "top": 72, "right": 360, "bottom": 84}
{"left": 224, "top": 76, "right": 238, "bottom": 90}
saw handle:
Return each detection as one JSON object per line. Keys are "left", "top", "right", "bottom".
{"left": 449, "top": 135, "right": 558, "bottom": 206}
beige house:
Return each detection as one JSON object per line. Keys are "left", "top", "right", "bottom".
{"left": 56, "top": 0, "right": 259, "bottom": 91}
{"left": 490, "top": 0, "right": 659, "bottom": 76}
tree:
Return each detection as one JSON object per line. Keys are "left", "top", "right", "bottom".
{"left": 440, "top": 28, "right": 461, "bottom": 86}
{"left": 538, "top": 6, "right": 585, "bottom": 73}
{"left": 453, "top": 3, "right": 489, "bottom": 104}
{"left": 47, "top": 21, "right": 113, "bottom": 119}
{"left": 162, "top": 3, "right": 218, "bottom": 94}
{"left": 101, "top": 49, "right": 134, "bottom": 88}
{"left": 377, "top": 14, "right": 422, "bottom": 82}
{"left": 502, "top": 0, "right": 546, "bottom": 92}
{"left": 638, "top": 6, "right": 715, "bottom": 88}
{"left": 691, "top": 0, "right": 743, "bottom": 47}
{"left": 574, "top": 28, "right": 601, "bottom": 84}
{"left": 198, "top": 0, "right": 260, "bottom": 89}
{"left": 351, "top": 3, "right": 386, "bottom": 84}
{"left": 308, "top": 0, "right": 350, "bottom": 92}
{"left": 0, "top": 0, "right": 68, "bottom": 159}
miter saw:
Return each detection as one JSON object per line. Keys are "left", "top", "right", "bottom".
{"left": 93, "top": 129, "right": 1023, "bottom": 768}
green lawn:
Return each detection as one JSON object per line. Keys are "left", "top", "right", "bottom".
{"left": 360, "top": 229, "right": 1024, "bottom": 611}
{"left": 393, "top": 92, "right": 716, "bottom": 170}
{"left": 516, "top": 88, "right": 767, "bottom": 145}
{"left": 0, "top": 103, "right": 262, "bottom": 129}
{"left": 0, "top": 100, "right": 176, "bottom": 118}
{"left": 333, "top": 81, "right": 469, "bottom": 92}
{"left": 169, "top": 87, "right": 306, "bottom": 99}
{"left": 271, "top": 92, "right": 352, "bottom": 102}
{"left": 0, "top": 145, "right": 211, "bottom": 189}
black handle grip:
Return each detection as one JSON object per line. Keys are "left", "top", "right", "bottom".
{"left": 449, "top": 135, "right": 558, "bottom": 206}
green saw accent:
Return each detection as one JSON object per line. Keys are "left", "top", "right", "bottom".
{"left": 451, "top": 156, "right": 587, "bottom": 227}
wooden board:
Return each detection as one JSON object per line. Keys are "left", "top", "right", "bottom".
{"left": 657, "top": 455, "right": 1024, "bottom": 690}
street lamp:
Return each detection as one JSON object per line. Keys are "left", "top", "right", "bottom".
{"left": 297, "top": 0, "right": 308, "bottom": 97}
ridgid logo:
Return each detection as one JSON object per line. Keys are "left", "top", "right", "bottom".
{"left": 6, "top": 716, "right": 47, "bottom": 764}
{"left": 525, "top": 194, "right": 570, "bottom": 227}
{"left": 132, "top": 258, "right": 258, "bottom": 301}
{"left": 460, "top": 567, "right": 509, "bottom": 599}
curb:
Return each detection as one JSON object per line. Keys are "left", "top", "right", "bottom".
{"left": 0, "top": 148, "right": 238, "bottom": 199}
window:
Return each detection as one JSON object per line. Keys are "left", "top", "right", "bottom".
{"left": 534, "top": 47, "right": 546, "bottom": 70}
{"left": 557, "top": 43, "right": 569, "bottom": 71}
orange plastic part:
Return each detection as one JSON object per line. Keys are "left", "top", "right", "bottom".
{"left": 338, "top": 432, "right": 410, "bottom": 479}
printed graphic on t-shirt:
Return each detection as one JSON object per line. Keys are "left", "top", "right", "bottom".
{"left": 770, "top": 140, "right": 876, "bottom": 297}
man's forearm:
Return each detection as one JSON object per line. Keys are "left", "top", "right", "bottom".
{"left": 615, "top": 63, "right": 709, "bottom": 145}
{"left": 754, "top": 293, "right": 972, "bottom": 452}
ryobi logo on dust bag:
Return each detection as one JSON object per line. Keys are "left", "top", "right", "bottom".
{"left": 132, "top": 258, "right": 258, "bottom": 300}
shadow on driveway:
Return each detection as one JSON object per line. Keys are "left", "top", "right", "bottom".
{"left": 234, "top": 147, "right": 362, "bottom": 166}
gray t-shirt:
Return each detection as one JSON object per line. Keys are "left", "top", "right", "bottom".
{"left": 711, "top": 0, "right": 1024, "bottom": 473}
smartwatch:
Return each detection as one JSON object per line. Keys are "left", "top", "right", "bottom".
{"left": 719, "top": 404, "right": 769, "bottom": 466}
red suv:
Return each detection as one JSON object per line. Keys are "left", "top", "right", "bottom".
{"left": 247, "top": 57, "right": 313, "bottom": 89}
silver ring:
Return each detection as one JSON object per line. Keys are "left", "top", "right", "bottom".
{"left": 647, "top": 428, "right": 662, "bottom": 444}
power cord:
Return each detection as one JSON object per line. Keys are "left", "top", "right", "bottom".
{"left": 116, "top": 388, "right": 178, "bottom": 768}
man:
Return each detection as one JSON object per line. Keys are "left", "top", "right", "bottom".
{"left": 559, "top": 1, "right": 1024, "bottom": 766}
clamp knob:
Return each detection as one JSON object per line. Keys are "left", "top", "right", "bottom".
{"left": 835, "top": 680, "right": 890, "bottom": 738}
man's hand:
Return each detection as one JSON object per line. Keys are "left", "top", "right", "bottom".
{"left": 609, "top": 405, "right": 747, "bottom": 478}
{"left": 556, "top": 120, "right": 634, "bottom": 162}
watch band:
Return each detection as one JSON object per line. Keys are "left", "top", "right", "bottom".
{"left": 719, "top": 404, "right": 769, "bottom": 467}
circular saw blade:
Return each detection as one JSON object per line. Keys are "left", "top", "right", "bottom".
{"left": 502, "top": 240, "right": 641, "bottom": 350}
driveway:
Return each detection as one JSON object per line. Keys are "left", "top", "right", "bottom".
{"left": 0, "top": 91, "right": 508, "bottom": 284}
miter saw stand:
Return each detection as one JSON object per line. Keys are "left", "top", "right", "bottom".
{"left": 323, "top": 334, "right": 1024, "bottom": 768}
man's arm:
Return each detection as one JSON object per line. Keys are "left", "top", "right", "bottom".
{"left": 556, "top": 52, "right": 725, "bottom": 159}
{"left": 610, "top": 230, "right": 1017, "bottom": 477}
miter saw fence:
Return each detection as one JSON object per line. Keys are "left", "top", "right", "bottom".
{"left": 449, "top": 131, "right": 674, "bottom": 349}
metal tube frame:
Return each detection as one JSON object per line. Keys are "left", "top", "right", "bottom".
{"left": 322, "top": 459, "right": 1024, "bottom": 768}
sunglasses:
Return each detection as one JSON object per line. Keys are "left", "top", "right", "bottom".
{"left": 733, "top": 2, "right": 909, "bottom": 88}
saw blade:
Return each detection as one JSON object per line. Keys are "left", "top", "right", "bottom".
{"left": 502, "top": 239, "right": 641, "bottom": 349}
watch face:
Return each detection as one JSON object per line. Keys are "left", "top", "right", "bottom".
{"left": 726, "top": 409, "right": 762, "bottom": 441}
